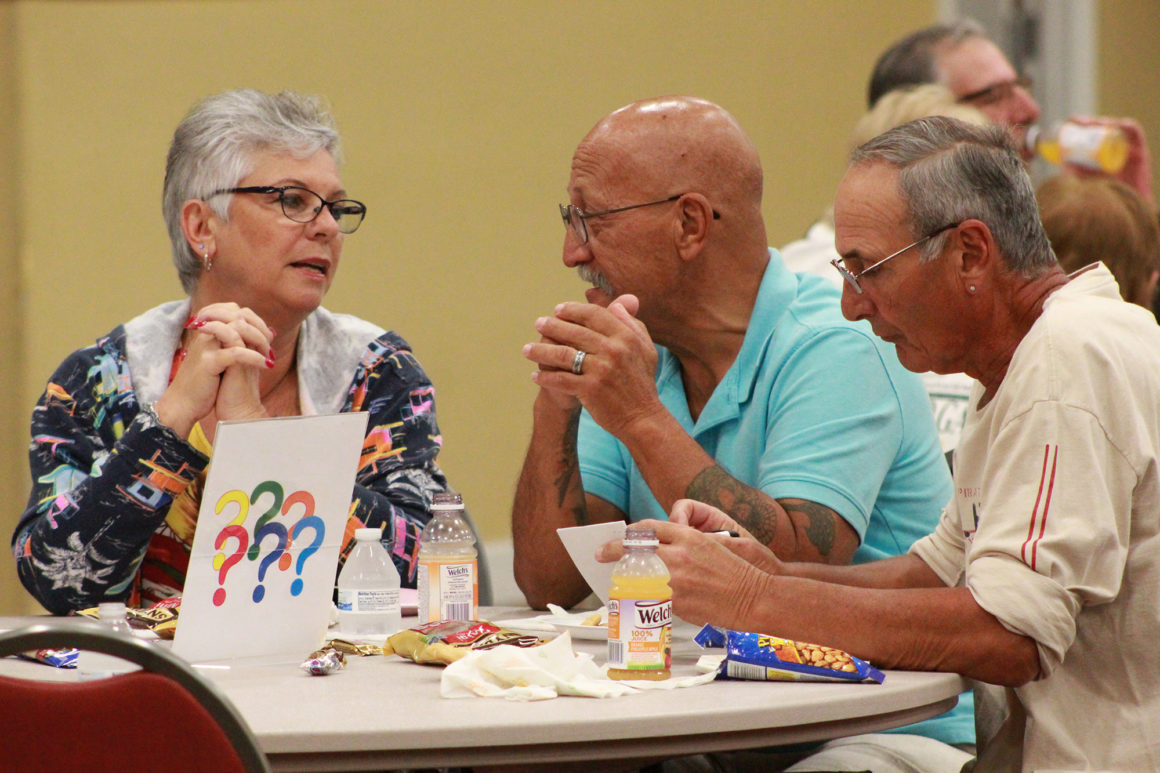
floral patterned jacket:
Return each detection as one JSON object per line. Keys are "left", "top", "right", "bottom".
{"left": 13, "top": 300, "right": 448, "bottom": 614}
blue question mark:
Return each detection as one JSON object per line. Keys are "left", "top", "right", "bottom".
{"left": 290, "top": 516, "right": 325, "bottom": 597}
{"left": 251, "top": 522, "right": 288, "bottom": 603}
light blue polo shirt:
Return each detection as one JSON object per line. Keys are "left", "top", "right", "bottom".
{"left": 578, "top": 249, "right": 970, "bottom": 744}
{"left": 579, "top": 249, "right": 952, "bottom": 562}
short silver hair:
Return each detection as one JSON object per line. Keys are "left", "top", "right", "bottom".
{"left": 162, "top": 89, "right": 342, "bottom": 293}
{"left": 850, "top": 115, "right": 1056, "bottom": 276}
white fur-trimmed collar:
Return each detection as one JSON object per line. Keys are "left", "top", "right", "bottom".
{"left": 123, "top": 301, "right": 385, "bottom": 415}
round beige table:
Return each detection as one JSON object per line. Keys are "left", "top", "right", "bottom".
{"left": 0, "top": 611, "right": 967, "bottom": 772}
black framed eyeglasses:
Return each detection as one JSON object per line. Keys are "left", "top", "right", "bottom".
{"left": 558, "top": 193, "right": 719, "bottom": 245}
{"left": 956, "top": 75, "right": 1033, "bottom": 107}
{"left": 209, "top": 185, "right": 367, "bottom": 234}
{"left": 830, "top": 222, "right": 961, "bottom": 294}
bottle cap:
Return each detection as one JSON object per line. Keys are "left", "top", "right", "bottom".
{"left": 623, "top": 524, "right": 658, "bottom": 547}
{"left": 1024, "top": 124, "right": 1041, "bottom": 151}
{"left": 355, "top": 527, "right": 384, "bottom": 541}
{"left": 97, "top": 601, "right": 127, "bottom": 619}
{"left": 431, "top": 492, "right": 464, "bottom": 511}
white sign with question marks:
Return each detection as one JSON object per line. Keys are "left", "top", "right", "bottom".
{"left": 174, "top": 412, "right": 369, "bottom": 664}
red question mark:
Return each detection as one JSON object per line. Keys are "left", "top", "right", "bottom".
{"left": 279, "top": 489, "right": 316, "bottom": 572}
{"left": 213, "top": 525, "right": 249, "bottom": 607}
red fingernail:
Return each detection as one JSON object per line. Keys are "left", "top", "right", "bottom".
{"left": 268, "top": 348, "right": 275, "bottom": 360}
{"left": 265, "top": 357, "right": 275, "bottom": 369}
{"left": 268, "top": 326, "right": 277, "bottom": 337}
{"left": 184, "top": 316, "right": 198, "bottom": 329}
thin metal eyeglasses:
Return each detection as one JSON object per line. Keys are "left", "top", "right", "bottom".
{"left": 559, "top": 193, "right": 719, "bottom": 245}
{"left": 830, "top": 222, "right": 961, "bottom": 294}
{"left": 956, "top": 75, "right": 1033, "bottom": 107}
{"left": 209, "top": 185, "right": 367, "bottom": 234}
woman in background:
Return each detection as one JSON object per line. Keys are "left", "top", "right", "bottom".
{"left": 1037, "top": 174, "right": 1160, "bottom": 315}
{"left": 13, "top": 89, "right": 448, "bottom": 614}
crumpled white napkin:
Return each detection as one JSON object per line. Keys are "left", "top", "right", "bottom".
{"left": 441, "top": 632, "right": 719, "bottom": 701}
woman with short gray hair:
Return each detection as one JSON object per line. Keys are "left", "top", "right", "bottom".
{"left": 15, "top": 89, "right": 449, "bottom": 614}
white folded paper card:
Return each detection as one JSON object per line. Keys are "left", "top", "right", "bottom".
{"left": 556, "top": 521, "right": 626, "bottom": 605}
{"left": 174, "top": 413, "right": 368, "bottom": 665}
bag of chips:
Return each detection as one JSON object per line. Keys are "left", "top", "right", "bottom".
{"left": 385, "top": 620, "right": 547, "bottom": 665}
{"left": 695, "top": 624, "right": 884, "bottom": 684}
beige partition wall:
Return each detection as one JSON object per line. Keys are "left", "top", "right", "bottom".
{"left": 1099, "top": 2, "right": 1160, "bottom": 200}
{"left": 2, "top": 3, "right": 27, "bottom": 614}
{"left": 4, "top": 1, "right": 1156, "bottom": 614}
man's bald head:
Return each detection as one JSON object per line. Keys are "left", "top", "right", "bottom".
{"left": 577, "top": 96, "right": 764, "bottom": 215}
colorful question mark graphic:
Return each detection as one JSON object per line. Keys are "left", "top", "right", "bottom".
{"left": 215, "top": 489, "right": 249, "bottom": 527}
{"left": 280, "top": 490, "right": 316, "bottom": 572}
{"left": 250, "top": 521, "right": 289, "bottom": 603}
{"left": 212, "top": 490, "right": 251, "bottom": 607}
{"left": 247, "top": 480, "right": 284, "bottom": 561}
{"left": 289, "top": 516, "right": 325, "bottom": 597}
{"left": 212, "top": 525, "right": 249, "bottom": 606}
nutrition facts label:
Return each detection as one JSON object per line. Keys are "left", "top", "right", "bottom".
{"left": 607, "top": 597, "right": 672, "bottom": 671}
{"left": 417, "top": 558, "right": 477, "bottom": 622}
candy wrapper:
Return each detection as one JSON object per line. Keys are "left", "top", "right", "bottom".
{"left": 695, "top": 624, "right": 884, "bottom": 684}
{"left": 75, "top": 598, "right": 181, "bottom": 640}
{"left": 386, "top": 620, "right": 547, "bottom": 666}
{"left": 328, "top": 638, "right": 384, "bottom": 657}
{"left": 301, "top": 646, "right": 346, "bottom": 676}
{"left": 17, "top": 648, "right": 79, "bottom": 668}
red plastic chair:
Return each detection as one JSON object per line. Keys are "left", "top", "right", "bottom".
{"left": 0, "top": 619, "right": 271, "bottom": 773}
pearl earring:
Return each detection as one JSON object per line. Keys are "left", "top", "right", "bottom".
{"left": 968, "top": 285, "right": 976, "bottom": 293}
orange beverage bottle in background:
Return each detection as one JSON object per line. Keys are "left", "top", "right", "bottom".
{"left": 1027, "top": 122, "right": 1130, "bottom": 174}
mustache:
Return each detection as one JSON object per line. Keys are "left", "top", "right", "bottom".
{"left": 578, "top": 265, "right": 614, "bottom": 297}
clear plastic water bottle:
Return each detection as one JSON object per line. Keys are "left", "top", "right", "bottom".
{"left": 1027, "top": 122, "right": 1130, "bottom": 174}
{"left": 78, "top": 601, "right": 140, "bottom": 680}
{"left": 336, "top": 527, "right": 402, "bottom": 636}
{"left": 417, "top": 492, "right": 478, "bottom": 623}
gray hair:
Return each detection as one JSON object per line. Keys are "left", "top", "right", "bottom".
{"left": 850, "top": 115, "right": 1056, "bottom": 275}
{"left": 867, "top": 20, "right": 986, "bottom": 108}
{"left": 162, "top": 89, "right": 342, "bottom": 293}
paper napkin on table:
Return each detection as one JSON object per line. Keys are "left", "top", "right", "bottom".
{"left": 440, "top": 632, "right": 718, "bottom": 701}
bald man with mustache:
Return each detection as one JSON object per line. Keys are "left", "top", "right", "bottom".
{"left": 510, "top": 96, "right": 974, "bottom": 766}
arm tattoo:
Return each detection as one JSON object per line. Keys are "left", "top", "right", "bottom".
{"left": 553, "top": 407, "right": 588, "bottom": 525}
{"left": 685, "top": 467, "right": 839, "bottom": 556}
{"left": 686, "top": 465, "right": 779, "bottom": 545}
{"left": 779, "top": 498, "right": 837, "bottom": 557}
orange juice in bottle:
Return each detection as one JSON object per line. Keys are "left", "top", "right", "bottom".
{"left": 1028, "top": 122, "right": 1130, "bottom": 174}
{"left": 607, "top": 524, "right": 672, "bottom": 681}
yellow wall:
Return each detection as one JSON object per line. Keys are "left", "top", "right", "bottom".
{"left": 1099, "top": 1, "right": 1160, "bottom": 200}
{"left": 2, "top": 3, "right": 27, "bottom": 613}
{"left": 3, "top": 1, "right": 1156, "bottom": 614}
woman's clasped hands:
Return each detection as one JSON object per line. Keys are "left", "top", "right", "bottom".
{"left": 154, "top": 302, "right": 278, "bottom": 440}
